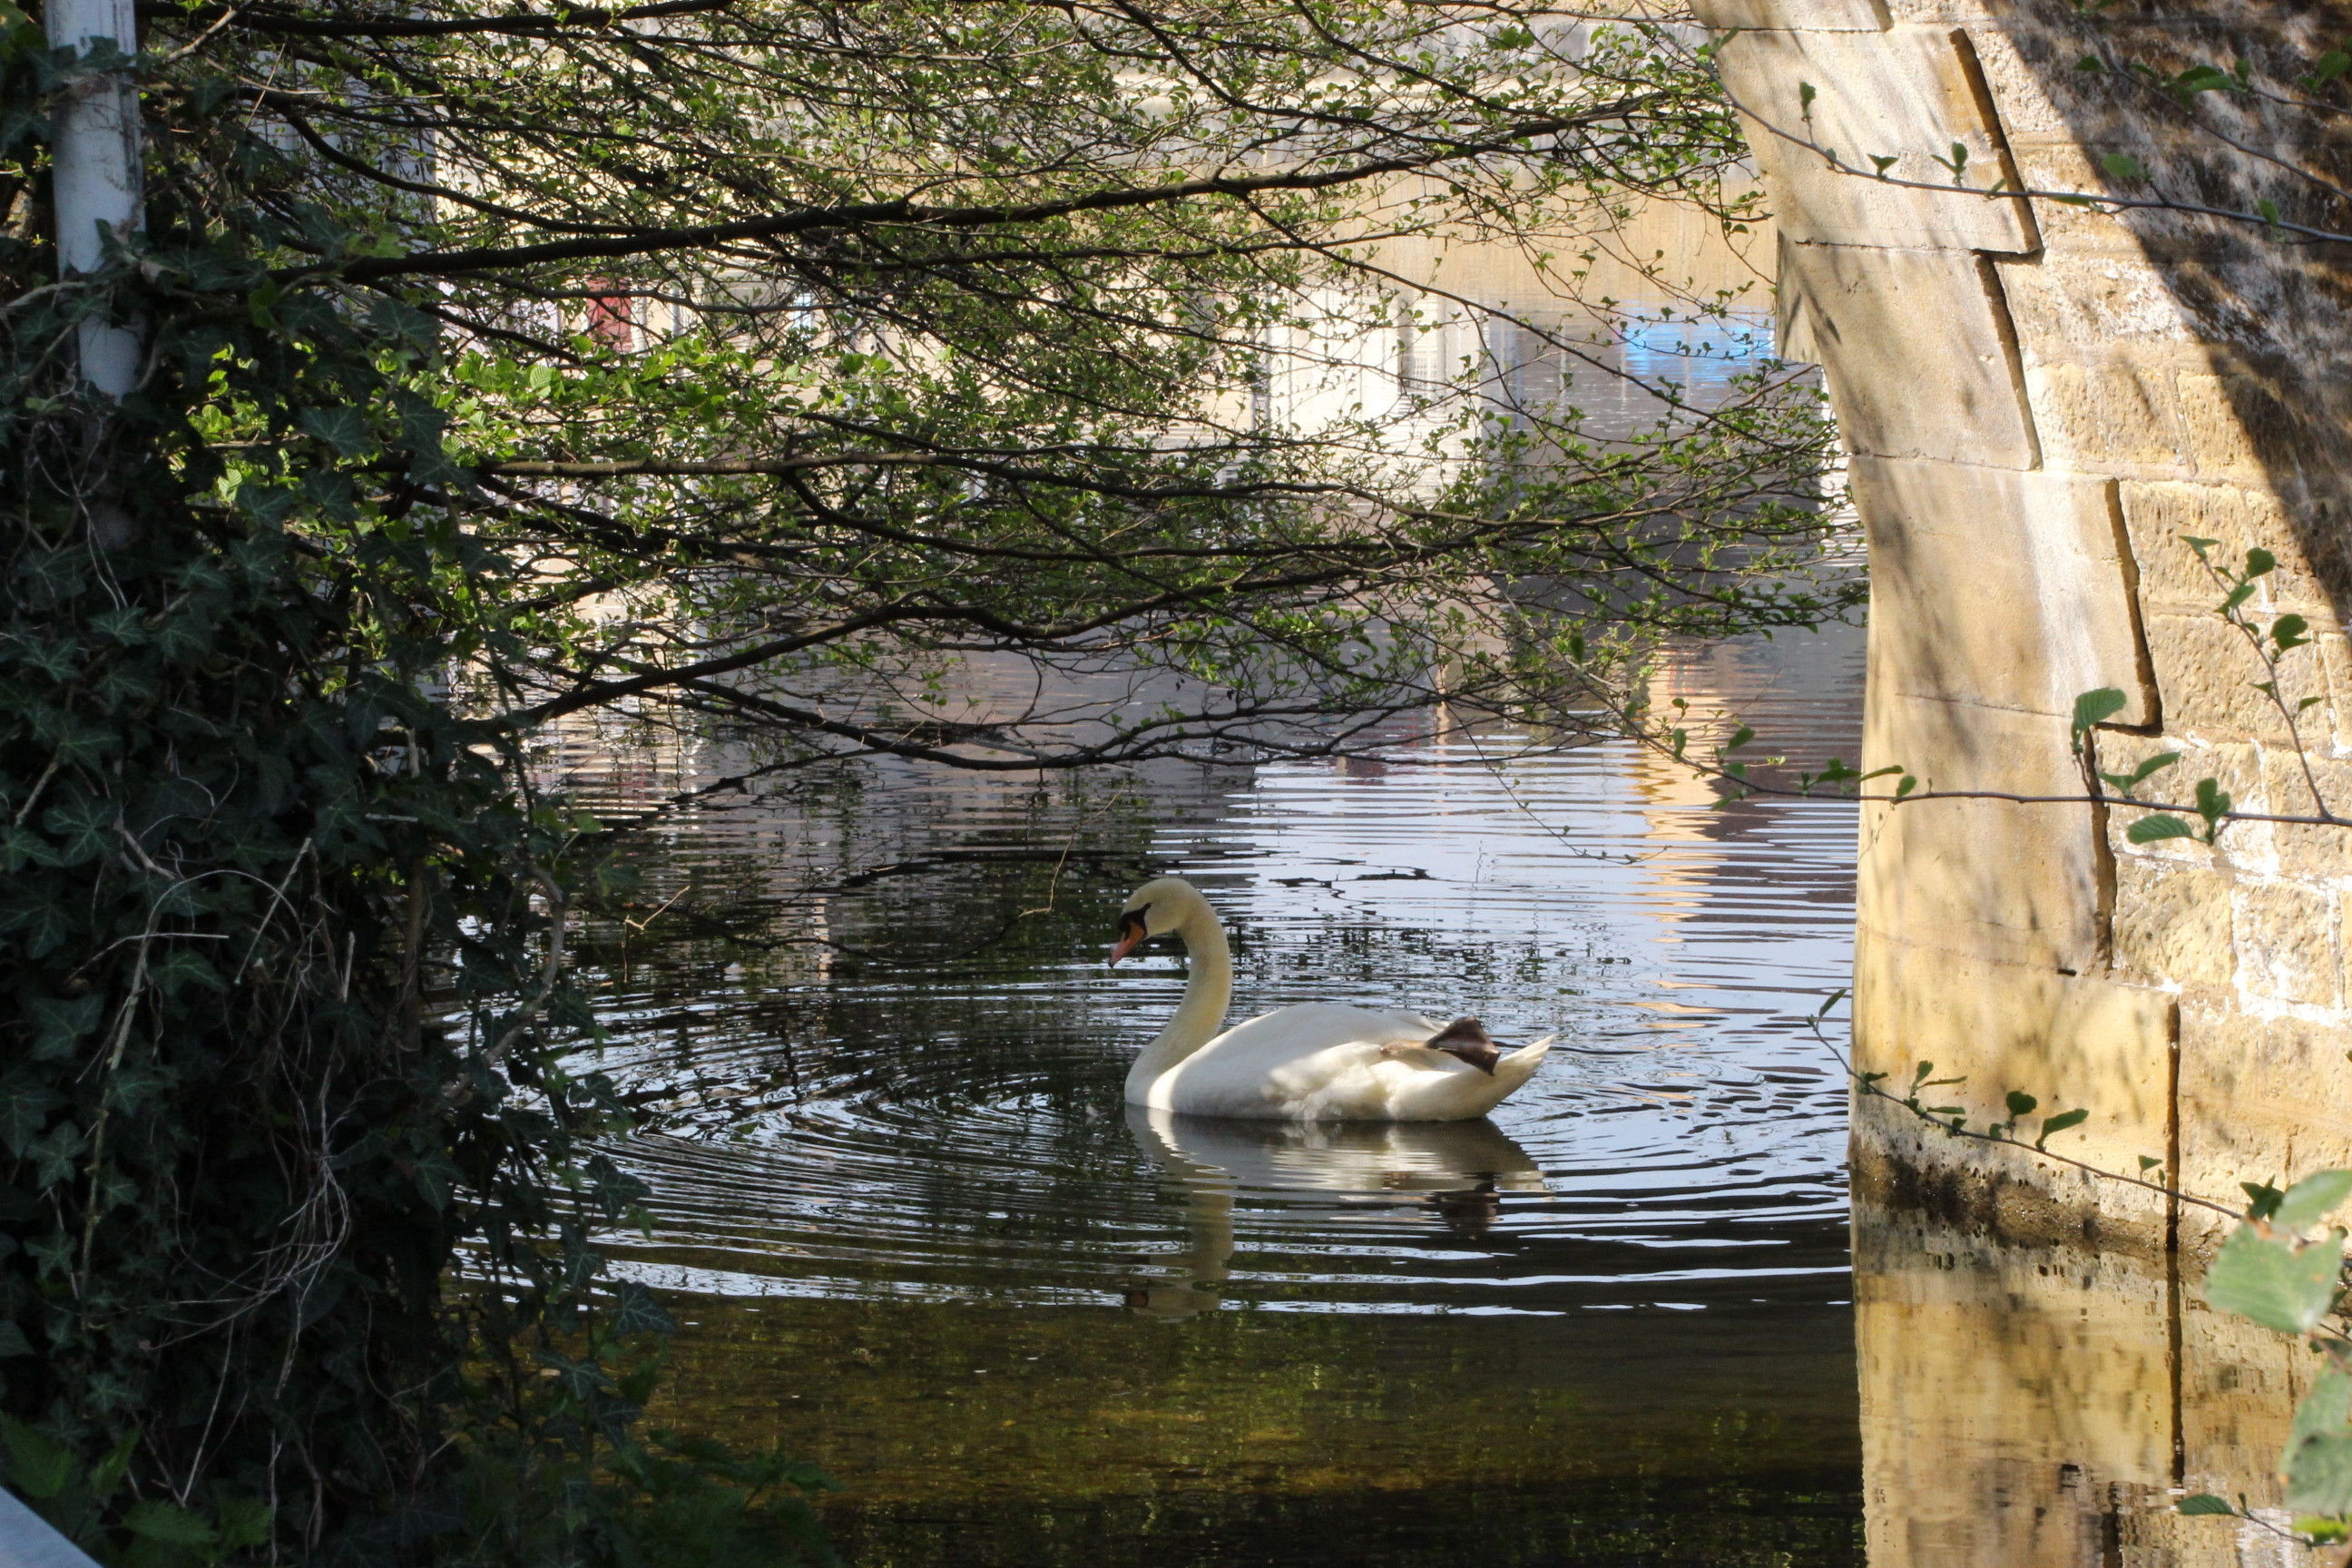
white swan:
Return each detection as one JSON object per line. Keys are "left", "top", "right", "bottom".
{"left": 1109, "top": 876, "right": 1553, "bottom": 1122}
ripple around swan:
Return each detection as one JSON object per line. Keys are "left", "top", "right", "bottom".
{"left": 567, "top": 627, "right": 1867, "bottom": 1321}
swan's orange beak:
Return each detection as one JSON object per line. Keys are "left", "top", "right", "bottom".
{"left": 1109, "top": 909, "right": 1148, "bottom": 967}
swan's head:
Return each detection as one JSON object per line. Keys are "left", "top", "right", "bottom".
{"left": 1109, "top": 876, "right": 1210, "bottom": 967}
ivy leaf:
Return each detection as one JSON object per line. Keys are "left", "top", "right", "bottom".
{"left": 149, "top": 947, "right": 226, "bottom": 997}
{"left": 24, "top": 994, "right": 102, "bottom": 1056}
{"left": 0, "top": 826, "right": 60, "bottom": 872}
{"left": 0, "top": 893, "right": 71, "bottom": 959}
{"left": 607, "top": 1280, "right": 677, "bottom": 1339}
{"left": 0, "top": 1073, "right": 64, "bottom": 1156}
{"left": 2206, "top": 1225, "right": 2344, "bottom": 1334}
{"left": 24, "top": 1120, "right": 87, "bottom": 1189}
{"left": 297, "top": 405, "right": 375, "bottom": 458}
{"left": 39, "top": 790, "right": 122, "bottom": 867}
{"left": 534, "top": 1351, "right": 612, "bottom": 1404}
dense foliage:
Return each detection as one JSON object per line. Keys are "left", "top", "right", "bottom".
{"left": 0, "top": 1, "right": 1850, "bottom": 1559}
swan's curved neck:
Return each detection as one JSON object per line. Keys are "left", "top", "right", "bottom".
{"left": 1125, "top": 904, "right": 1231, "bottom": 1098}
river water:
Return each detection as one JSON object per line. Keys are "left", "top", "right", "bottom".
{"left": 545, "top": 613, "right": 1870, "bottom": 1567}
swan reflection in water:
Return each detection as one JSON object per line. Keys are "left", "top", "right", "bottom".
{"left": 1117, "top": 1106, "right": 1546, "bottom": 1318}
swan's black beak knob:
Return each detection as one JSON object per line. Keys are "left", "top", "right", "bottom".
{"left": 1109, "top": 907, "right": 1148, "bottom": 967}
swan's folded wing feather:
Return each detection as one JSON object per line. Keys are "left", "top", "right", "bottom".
{"left": 1147, "top": 1004, "right": 1552, "bottom": 1121}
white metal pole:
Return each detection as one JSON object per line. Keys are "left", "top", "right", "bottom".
{"left": 47, "top": 0, "right": 142, "bottom": 397}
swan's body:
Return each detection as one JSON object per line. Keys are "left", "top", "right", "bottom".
{"left": 1110, "top": 877, "right": 1551, "bottom": 1122}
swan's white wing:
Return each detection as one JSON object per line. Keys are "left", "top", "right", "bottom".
{"left": 1143, "top": 1004, "right": 1545, "bottom": 1121}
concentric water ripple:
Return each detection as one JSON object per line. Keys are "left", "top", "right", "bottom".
{"left": 562, "top": 627, "right": 1866, "bottom": 1320}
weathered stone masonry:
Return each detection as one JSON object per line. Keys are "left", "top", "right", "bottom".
{"left": 1691, "top": 0, "right": 2352, "bottom": 1551}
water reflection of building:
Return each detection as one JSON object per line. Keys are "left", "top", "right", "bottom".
{"left": 1855, "top": 1185, "right": 2326, "bottom": 1566}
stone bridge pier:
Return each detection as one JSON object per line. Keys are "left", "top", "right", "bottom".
{"left": 1689, "top": 0, "right": 2352, "bottom": 1555}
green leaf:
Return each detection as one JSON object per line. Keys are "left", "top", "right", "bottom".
{"left": 2005, "top": 1091, "right": 2039, "bottom": 1119}
{"left": 89, "top": 1427, "right": 135, "bottom": 1500}
{"left": 0, "top": 1416, "right": 74, "bottom": 1500}
{"left": 2196, "top": 777, "right": 2234, "bottom": 832}
{"left": 2293, "top": 1366, "right": 2352, "bottom": 1447}
{"left": 2071, "top": 687, "right": 2128, "bottom": 732}
{"left": 0, "top": 1073, "right": 63, "bottom": 1156}
{"left": 22, "top": 995, "right": 99, "bottom": 1059}
{"left": 2178, "top": 1494, "right": 2238, "bottom": 1516}
{"left": 2206, "top": 1225, "right": 2344, "bottom": 1334}
{"left": 2288, "top": 1434, "right": 2352, "bottom": 1517}
{"left": 216, "top": 1496, "right": 274, "bottom": 1551}
{"left": 2276, "top": 612, "right": 2312, "bottom": 651}
{"left": 295, "top": 404, "right": 374, "bottom": 458}
{"left": 2102, "top": 152, "right": 2150, "bottom": 181}
{"left": 2126, "top": 814, "right": 2197, "bottom": 843}
{"left": 25, "top": 1120, "right": 86, "bottom": 1190}
{"left": 607, "top": 1280, "right": 677, "bottom": 1339}
{"left": 2101, "top": 752, "right": 2181, "bottom": 796}
{"left": 2260, "top": 198, "right": 2282, "bottom": 227}
{"left": 2248, "top": 546, "right": 2278, "bottom": 576}
{"left": 0, "top": 1322, "right": 30, "bottom": 1358}
{"left": 39, "top": 790, "right": 121, "bottom": 866}
{"left": 2246, "top": 1181, "right": 2288, "bottom": 1220}
{"left": 2275, "top": 1171, "right": 2352, "bottom": 1233}
{"left": 122, "top": 1498, "right": 221, "bottom": 1551}
{"left": 2036, "top": 1107, "right": 2090, "bottom": 1148}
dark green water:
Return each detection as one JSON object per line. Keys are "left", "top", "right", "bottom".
{"left": 546, "top": 626, "right": 1868, "bottom": 1566}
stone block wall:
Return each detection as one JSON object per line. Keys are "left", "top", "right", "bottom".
{"left": 1690, "top": 0, "right": 2352, "bottom": 1551}
{"left": 1692, "top": 0, "right": 2352, "bottom": 1240}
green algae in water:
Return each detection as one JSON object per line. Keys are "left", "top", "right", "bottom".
{"left": 653, "top": 1296, "right": 1862, "bottom": 1567}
